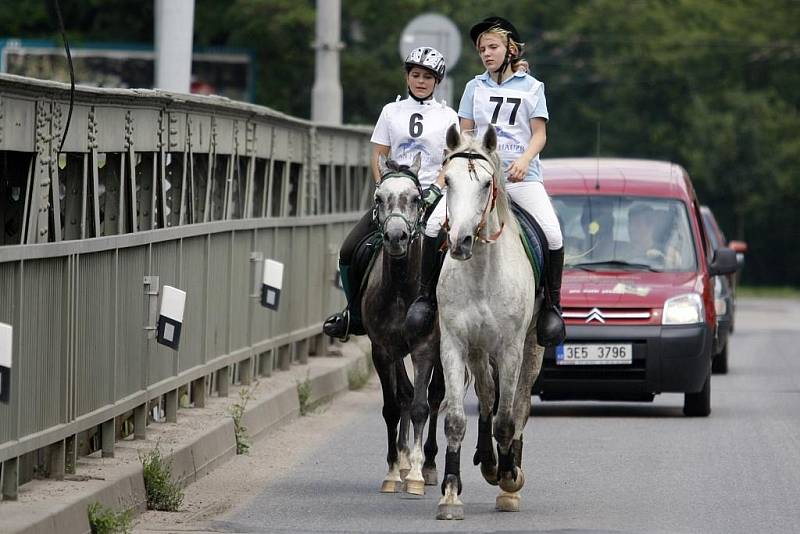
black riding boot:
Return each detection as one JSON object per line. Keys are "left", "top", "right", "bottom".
{"left": 323, "top": 262, "right": 365, "bottom": 340}
{"left": 537, "top": 247, "right": 566, "bottom": 347}
{"left": 404, "top": 234, "right": 443, "bottom": 338}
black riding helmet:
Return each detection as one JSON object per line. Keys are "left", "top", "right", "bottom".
{"left": 469, "top": 16, "right": 521, "bottom": 45}
{"left": 469, "top": 16, "right": 522, "bottom": 84}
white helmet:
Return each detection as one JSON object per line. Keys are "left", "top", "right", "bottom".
{"left": 404, "top": 47, "right": 446, "bottom": 81}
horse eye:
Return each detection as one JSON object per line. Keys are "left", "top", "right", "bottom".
{"left": 483, "top": 182, "right": 491, "bottom": 189}
{"left": 444, "top": 176, "right": 450, "bottom": 187}
{"left": 374, "top": 196, "right": 383, "bottom": 204}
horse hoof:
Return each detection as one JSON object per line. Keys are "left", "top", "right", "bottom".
{"left": 422, "top": 466, "right": 438, "bottom": 486}
{"left": 499, "top": 467, "right": 525, "bottom": 493}
{"left": 399, "top": 468, "right": 410, "bottom": 481}
{"left": 436, "top": 503, "right": 464, "bottom": 520}
{"left": 380, "top": 480, "right": 401, "bottom": 493}
{"left": 405, "top": 479, "right": 425, "bottom": 496}
{"left": 496, "top": 491, "right": 521, "bottom": 512}
{"left": 481, "top": 464, "right": 499, "bottom": 486}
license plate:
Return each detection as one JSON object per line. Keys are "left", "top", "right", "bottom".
{"left": 556, "top": 343, "right": 633, "bottom": 365}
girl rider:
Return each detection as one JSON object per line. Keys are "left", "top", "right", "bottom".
{"left": 457, "top": 16, "right": 566, "bottom": 347}
{"left": 323, "top": 47, "right": 458, "bottom": 340}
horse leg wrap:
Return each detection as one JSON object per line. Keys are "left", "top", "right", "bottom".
{"left": 512, "top": 438, "right": 523, "bottom": 468}
{"left": 442, "top": 449, "right": 462, "bottom": 495}
{"left": 497, "top": 443, "right": 517, "bottom": 481}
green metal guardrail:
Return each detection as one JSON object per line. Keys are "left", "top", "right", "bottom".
{"left": 0, "top": 74, "right": 372, "bottom": 500}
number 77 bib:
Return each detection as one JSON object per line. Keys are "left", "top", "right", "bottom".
{"left": 473, "top": 82, "right": 542, "bottom": 162}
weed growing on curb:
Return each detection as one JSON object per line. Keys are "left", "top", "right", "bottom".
{"left": 139, "top": 445, "right": 184, "bottom": 511}
{"left": 348, "top": 359, "right": 373, "bottom": 391}
{"left": 297, "top": 372, "right": 312, "bottom": 415}
{"left": 229, "top": 387, "right": 254, "bottom": 454}
{"left": 87, "top": 502, "right": 132, "bottom": 534}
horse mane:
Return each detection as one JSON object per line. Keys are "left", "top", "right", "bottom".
{"left": 449, "top": 135, "right": 521, "bottom": 236}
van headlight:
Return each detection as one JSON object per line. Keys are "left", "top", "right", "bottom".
{"left": 662, "top": 293, "right": 704, "bottom": 325}
{"left": 713, "top": 277, "right": 727, "bottom": 316}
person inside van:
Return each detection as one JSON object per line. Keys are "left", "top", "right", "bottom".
{"left": 627, "top": 204, "right": 682, "bottom": 268}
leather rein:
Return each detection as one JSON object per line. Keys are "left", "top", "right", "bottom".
{"left": 442, "top": 150, "right": 505, "bottom": 244}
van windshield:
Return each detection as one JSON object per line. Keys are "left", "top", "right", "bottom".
{"left": 552, "top": 196, "right": 698, "bottom": 272}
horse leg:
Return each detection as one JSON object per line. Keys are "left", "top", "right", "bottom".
{"left": 406, "top": 347, "right": 436, "bottom": 495}
{"left": 423, "top": 358, "right": 445, "bottom": 486}
{"left": 395, "top": 358, "right": 414, "bottom": 482}
{"left": 497, "top": 333, "right": 544, "bottom": 511}
{"left": 437, "top": 335, "right": 467, "bottom": 520}
{"left": 493, "top": 342, "right": 526, "bottom": 495}
{"left": 472, "top": 358, "right": 498, "bottom": 486}
{"left": 373, "top": 348, "right": 403, "bottom": 493}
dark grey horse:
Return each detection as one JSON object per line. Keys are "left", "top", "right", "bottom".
{"left": 363, "top": 155, "right": 445, "bottom": 495}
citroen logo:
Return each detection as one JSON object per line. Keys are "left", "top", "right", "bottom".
{"left": 585, "top": 308, "right": 606, "bottom": 324}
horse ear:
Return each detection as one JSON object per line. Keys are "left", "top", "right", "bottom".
{"left": 483, "top": 125, "right": 497, "bottom": 152}
{"left": 410, "top": 153, "right": 422, "bottom": 176}
{"left": 378, "top": 154, "right": 390, "bottom": 178}
{"left": 446, "top": 124, "right": 461, "bottom": 150}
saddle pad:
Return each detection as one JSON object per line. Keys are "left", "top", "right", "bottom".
{"left": 509, "top": 199, "right": 548, "bottom": 284}
{"left": 351, "top": 229, "right": 382, "bottom": 295}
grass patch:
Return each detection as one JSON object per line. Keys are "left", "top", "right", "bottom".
{"left": 229, "top": 387, "right": 254, "bottom": 455}
{"left": 87, "top": 502, "right": 132, "bottom": 534}
{"left": 738, "top": 286, "right": 800, "bottom": 299}
{"left": 348, "top": 358, "right": 373, "bottom": 391}
{"left": 297, "top": 372, "right": 313, "bottom": 416}
{"left": 139, "top": 445, "right": 184, "bottom": 511}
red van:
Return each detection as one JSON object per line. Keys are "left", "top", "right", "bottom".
{"left": 533, "top": 159, "right": 738, "bottom": 416}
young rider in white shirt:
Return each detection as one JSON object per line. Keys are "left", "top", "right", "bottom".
{"left": 323, "top": 47, "right": 458, "bottom": 340}
{"left": 458, "top": 16, "right": 566, "bottom": 347}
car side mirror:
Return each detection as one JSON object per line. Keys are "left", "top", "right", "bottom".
{"left": 728, "top": 240, "right": 747, "bottom": 270}
{"left": 709, "top": 247, "right": 738, "bottom": 276}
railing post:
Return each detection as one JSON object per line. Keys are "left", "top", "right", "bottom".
{"left": 259, "top": 350, "right": 273, "bottom": 377}
{"left": 49, "top": 440, "right": 65, "bottom": 480}
{"left": 65, "top": 434, "right": 77, "bottom": 475}
{"left": 134, "top": 403, "right": 148, "bottom": 439}
{"left": 2, "top": 457, "right": 19, "bottom": 501}
{"left": 165, "top": 390, "right": 178, "bottom": 422}
{"left": 278, "top": 344, "right": 292, "bottom": 371}
{"left": 192, "top": 376, "right": 207, "bottom": 408}
{"left": 217, "top": 366, "right": 230, "bottom": 397}
{"left": 240, "top": 357, "right": 253, "bottom": 385}
{"left": 296, "top": 339, "right": 309, "bottom": 365}
{"left": 311, "top": 333, "right": 327, "bottom": 357}
{"left": 101, "top": 419, "right": 115, "bottom": 458}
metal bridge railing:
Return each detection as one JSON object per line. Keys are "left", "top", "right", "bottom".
{"left": 0, "top": 74, "right": 372, "bottom": 499}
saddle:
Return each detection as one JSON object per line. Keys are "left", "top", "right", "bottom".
{"left": 509, "top": 199, "right": 549, "bottom": 286}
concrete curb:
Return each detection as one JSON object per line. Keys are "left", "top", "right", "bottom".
{"left": 0, "top": 339, "right": 371, "bottom": 534}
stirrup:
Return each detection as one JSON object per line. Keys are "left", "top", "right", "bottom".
{"left": 323, "top": 311, "right": 351, "bottom": 341}
{"left": 537, "top": 307, "right": 565, "bottom": 347}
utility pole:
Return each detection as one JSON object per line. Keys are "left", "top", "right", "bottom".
{"left": 154, "top": 0, "right": 195, "bottom": 93}
{"left": 311, "top": 0, "right": 343, "bottom": 124}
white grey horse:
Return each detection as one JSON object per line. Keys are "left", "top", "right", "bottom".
{"left": 435, "top": 125, "right": 545, "bottom": 519}
{"left": 362, "top": 155, "right": 445, "bottom": 496}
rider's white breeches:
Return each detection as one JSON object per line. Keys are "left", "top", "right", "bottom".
{"left": 506, "top": 181, "right": 563, "bottom": 250}
{"left": 424, "top": 191, "right": 448, "bottom": 238}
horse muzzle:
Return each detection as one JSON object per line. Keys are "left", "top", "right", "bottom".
{"left": 448, "top": 234, "right": 474, "bottom": 261}
{"left": 383, "top": 228, "right": 410, "bottom": 257}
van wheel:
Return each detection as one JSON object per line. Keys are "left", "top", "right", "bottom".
{"left": 712, "top": 343, "right": 728, "bottom": 374}
{"left": 683, "top": 373, "right": 711, "bottom": 417}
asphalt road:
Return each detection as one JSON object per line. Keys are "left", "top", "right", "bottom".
{"left": 142, "top": 297, "right": 800, "bottom": 534}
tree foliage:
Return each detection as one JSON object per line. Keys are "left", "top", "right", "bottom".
{"left": 1, "top": 0, "right": 797, "bottom": 284}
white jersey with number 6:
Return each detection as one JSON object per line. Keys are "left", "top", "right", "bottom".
{"left": 371, "top": 97, "right": 459, "bottom": 187}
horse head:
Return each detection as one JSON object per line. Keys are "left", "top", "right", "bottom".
{"left": 443, "top": 124, "right": 504, "bottom": 260}
{"left": 374, "top": 153, "right": 423, "bottom": 257}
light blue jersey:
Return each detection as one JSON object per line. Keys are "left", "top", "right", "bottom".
{"left": 459, "top": 71, "right": 549, "bottom": 183}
